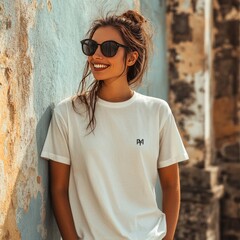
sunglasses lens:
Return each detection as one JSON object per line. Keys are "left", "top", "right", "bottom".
{"left": 101, "top": 41, "right": 118, "bottom": 57}
{"left": 81, "top": 40, "right": 97, "bottom": 56}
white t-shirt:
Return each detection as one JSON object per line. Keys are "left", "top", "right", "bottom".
{"left": 41, "top": 91, "right": 189, "bottom": 240}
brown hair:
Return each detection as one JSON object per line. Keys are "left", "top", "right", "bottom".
{"left": 72, "top": 10, "right": 153, "bottom": 132}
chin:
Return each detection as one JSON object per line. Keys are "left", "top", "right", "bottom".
{"left": 92, "top": 75, "right": 103, "bottom": 81}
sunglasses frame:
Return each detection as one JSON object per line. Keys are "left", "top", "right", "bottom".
{"left": 80, "top": 39, "right": 130, "bottom": 57}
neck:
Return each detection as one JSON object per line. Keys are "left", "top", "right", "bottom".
{"left": 98, "top": 79, "right": 133, "bottom": 102}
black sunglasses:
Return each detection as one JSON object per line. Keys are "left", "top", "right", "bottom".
{"left": 80, "top": 39, "right": 129, "bottom": 57}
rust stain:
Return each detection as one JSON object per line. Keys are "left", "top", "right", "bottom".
{"left": 17, "top": 12, "right": 32, "bottom": 105}
{"left": 0, "top": 3, "right": 4, "bottom": 13}
{"left": 37, "top": 176, "right": 41, "bottom": 184}
{"left": 5, "top": 17, "right": 11, "bottom": 29}
{"left": 47, "top": 0, "right": 52, "bottom": 12}
{"left": 7, "top": 86, "right": 15, "bottom": 127}
{"left": 4, "top": 67, "right": 12, "bottom": 81}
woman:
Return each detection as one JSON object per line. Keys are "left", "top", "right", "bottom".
{"left": 41, "top": 10, "right": 188, "bottom": 240}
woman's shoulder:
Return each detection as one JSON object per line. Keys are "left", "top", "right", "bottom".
{"left": 52, "top": 95, "right": 76, "bottom": 117}
{"left": 135, "top": 91, "right": 171, "bottom": 112}
{"left": 54, "top": 96, "right": 72, "bottom": 108}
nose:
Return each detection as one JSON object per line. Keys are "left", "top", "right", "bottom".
{"left": 92, "top": 45, "right": 103, "bottom": 59}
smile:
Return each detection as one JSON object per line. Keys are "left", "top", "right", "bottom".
{"left": 93, "top": 63, "right": 109, "bottom": 71}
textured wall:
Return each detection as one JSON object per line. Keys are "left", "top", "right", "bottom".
{"left": 166, "top": 1, "right": 224, "bottom": 239}
{"left": 0, "top": 0, "right": 139, "bottom": 239}
{"left": 2, "top": 0, "right": 238, "bottom": 239}
{"left": 166, "top": 0, "right": 207, "bottom": 168}
{"left": 0, "top": 1, "right": 41, "bottom": 239}
{"left": 212, "top": 0, "right": 240, "bottom": 239}
{"left": 166, "top": 0, "right": 240, "bottom": 240}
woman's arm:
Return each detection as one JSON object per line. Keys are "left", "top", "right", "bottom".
{"left": 49, "top": 161, "right": 79, "bottom": 240}
{"left": 158, "top": 163, "right": 181, "bottom": 240}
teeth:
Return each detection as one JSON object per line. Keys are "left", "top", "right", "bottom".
{"left": 93, "top": 64, "right": 108, "bottom": 69}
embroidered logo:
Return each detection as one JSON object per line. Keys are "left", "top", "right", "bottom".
{"left": 136, "top": 139, "right": 144, "bottom": 146}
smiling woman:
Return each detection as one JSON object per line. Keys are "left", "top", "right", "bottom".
{"left": 74, "top": 11, "right": 152, "bottom": 129}
{"left": 86, "top": 26, "right": 138, "bottom": 90}
{"left": 41, "top": 9, "right": 189, "bottom": 240}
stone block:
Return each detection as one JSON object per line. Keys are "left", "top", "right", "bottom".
{"left": 220, "top": 164, "right": 240, "bottom": 189}
{"left": 176, "top": 166, "right": 224, "bottom": 239}
{"left": 214, "top": 53, "right": 238, "bottom": 98}
{"left": 180, "top": 166, "right": 221, "bottom": 191}
{"left": 176, "top": 200, "right": 221, "bottom": 240}
{"left": 171, "top": 13, "right": 192, "bottom": 43}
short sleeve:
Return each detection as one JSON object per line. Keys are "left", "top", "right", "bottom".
{"left": 41, "top": 107, "right": 70, "bottom": 165}
{"left": 157, "top": 107, "right": 189, "bottom": 168}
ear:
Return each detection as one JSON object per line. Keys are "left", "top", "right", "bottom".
{"left": 126, "top": 51, "right": 139, "bottom": 67}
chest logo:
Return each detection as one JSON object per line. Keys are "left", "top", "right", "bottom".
{"left": 136, "top": 139, "right": 144, "bottom": 146}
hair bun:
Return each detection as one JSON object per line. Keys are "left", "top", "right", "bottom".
{"left": 121, "top": 10, "right": 146, "bottom": 25}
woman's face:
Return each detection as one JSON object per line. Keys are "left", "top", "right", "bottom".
{"left": 87, "top": 26, "right": 129, "bottom": 83}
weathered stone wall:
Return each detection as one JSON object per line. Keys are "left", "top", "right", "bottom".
{"left": 166, "top": 0, "right": 225, "bottom": 239}
{"left": 166, "top": 0, "right": 207, "bottom": 168}
{"left": 166, "top": 0, "right": 240, "bottom": 239}
{"left": 212, "top": 0, "right": 240, "bottom": 239}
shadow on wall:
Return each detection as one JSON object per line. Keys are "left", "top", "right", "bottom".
{"left": 36, "top": 105, "right": 61, "bottom": 240}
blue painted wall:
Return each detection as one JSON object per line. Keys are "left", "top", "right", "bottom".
{"left": 139, "top": 0, "right": 167, "bottom": 209}
{"left": 139, "top": 0, "right": 168, "bottom": 101}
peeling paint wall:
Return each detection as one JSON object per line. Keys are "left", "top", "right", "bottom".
{"left": 0, "top": 1, "right": 38, "bottom": 239}
{"left": 166, "top": 0, "right": 240, "bottom": 240}
{"left": 212, "top": 1, "right": 240, "bottom": 239}
{"left": 167, "top": 0, "right": 207, "bottom": 168}
{"left": 0, "top": 0, "right": 141, "bottom": 239}
{"left": 166, "top": 1, "right": 225, "bottom": 239}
